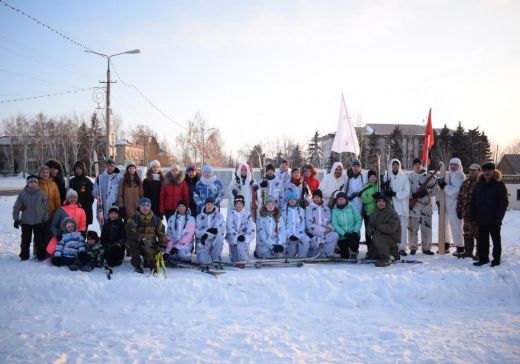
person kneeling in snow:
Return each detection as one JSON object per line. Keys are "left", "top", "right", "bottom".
{"left": 283, "top": 192, "right": 310, "bottom": 258}
{"left": 51, "top": 217, "right": 85, "bottom": 269}
{"left": 331, "top": 192, "right": 362, "bottom": 259}
{"left": 195, "top": 197, "right": 225, "bottom": 264}
{"left": 305, "top": 189, "right": 339, "bottom": 257}
{"left": 100, "top": 205, "right": 126, "bottom": 268}
{"left": 72, "top": 231, "right": 104, "bottom": 272}
{"left": 255, "top": 196, "right": 287, "bottom": 258}
{"left": 226, "top": 195, "right": 255, "bottom": 262}
{"left": 165, "top": 200, "right": 195, "bottom": 263}
{"left": 366, "top": 195, "right": 401, "bottom": 267}
{"left": 126, "top": 198, "right": 167, "bottom": 274}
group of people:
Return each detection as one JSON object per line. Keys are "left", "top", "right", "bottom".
{"left": 12, "top": 155, "right": 509, "bottom": 273}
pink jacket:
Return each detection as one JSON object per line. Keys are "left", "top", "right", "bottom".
{"left": 166, "top": 213, "right": 195, "bottom": 251}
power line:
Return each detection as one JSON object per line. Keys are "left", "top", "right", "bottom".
{"left": 110, "top": 60, "right": 188, "bottom": 130}
{"left": 0, "top": 0, "right": 94, "bottom": 52}
{"left": 0, "top": 35, "right": 99, "bottom": 81}
{"left": 0, "top": 87, "right": 95, "bottom": 104}
{"left": 0, "top": 67, "right": 87, "bottom": 89}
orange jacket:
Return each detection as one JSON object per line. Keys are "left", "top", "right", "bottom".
{"left": 38, "top": 179, "right": 61, "bottom": 219}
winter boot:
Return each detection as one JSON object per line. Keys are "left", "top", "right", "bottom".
{"left": 410, "top": 249, "right": 417, "bottom": 255}
{"left": 375, "top": 259, "right": 392, "bottom": 267}
{"left": 69, "top": 264, "right": 79, "bottom": 271}
{"left": 134, "top": 265, "right": 144, "bottom": 274}
{"left": 390, "top": 246, "right": 400, "bottom": 260}
{"left": 349, "top": 251, "right": 358, "bottom": 260}
{"left": 491, "top": 259, "right": 501, "bottom": 267}
{"left": 444, "top": 242, "right": 451, "bottom": 254}
{"left": 473, "top": 260, "right": 489, "bottom": 267}
{"left": 399, "top": 249, "right": 408, "bottom": 257}
{"left": 422, "top": 250, "right": 434, "bottom": 255}
{"left": 463, "top": 237, "right": 475, "bottom": 258}
{"left": 453, "top": 247, "right": 465, "bottom": 258}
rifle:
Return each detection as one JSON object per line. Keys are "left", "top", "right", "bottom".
{"left": 299, "top": 179, "right": 309, "bottom": 209}
{"left": 327, "top": 183, "right": 345, "bottom": 209}
{"left": 257, "top": 152, "right": 266, "bottom": 207}
{"left": 348, "top": 184, "right": 372, "bottom": 201}
{"left": 409, "top": 170, "right": 437, "bottom": 209}
{"left": 96, "top": 178, "right": 105, "bottom": 227}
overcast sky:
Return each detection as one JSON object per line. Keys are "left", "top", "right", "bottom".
{"left": 1, "top": 0, "right": 519, "bottom": 156}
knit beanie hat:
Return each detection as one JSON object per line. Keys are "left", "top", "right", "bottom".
{"left": 149, "top": 160, "right": 160, "bottom": 169}
{"left": 66, "top": 189, "right": 78, "bottom": 199}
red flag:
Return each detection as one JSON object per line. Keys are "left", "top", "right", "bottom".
{"left": 422, "top": 108, "right": 434, "bottom": 165}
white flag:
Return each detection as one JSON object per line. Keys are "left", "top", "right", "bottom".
{"left": 331, "top": 93, "right": 360, "bottom": 156}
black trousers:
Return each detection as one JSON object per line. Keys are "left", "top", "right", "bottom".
{"left": 363, "top": 214, "right": 372, "bottom": 248}
{"left": 104, "top": 245, "right": 125, "bottom": 267}
{"left": 20, "top": 223, "right": 45, "bottom": 260}
{"left": 337, "top": 233, "right": 360, "bottom": 258}
{"left": 477, "top": 224, "right": 501, "bottom": 263}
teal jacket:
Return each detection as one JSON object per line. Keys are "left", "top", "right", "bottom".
{"left": 332, "top": 203, "right": 362, "bottom": 236}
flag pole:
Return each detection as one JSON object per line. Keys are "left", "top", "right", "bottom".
{"left": 425, "top": 134, "right": 430, "bottom": 171}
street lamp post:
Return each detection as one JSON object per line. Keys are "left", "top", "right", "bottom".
{"left": 201, "top": 127, "right": 215, "bottom": 166}
{"left": 85, "top": 49, "right": 140, "bottom": 161}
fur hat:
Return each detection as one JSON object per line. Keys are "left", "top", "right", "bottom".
{"left": 481, "top": 162, "right": 495, "bottom": 171}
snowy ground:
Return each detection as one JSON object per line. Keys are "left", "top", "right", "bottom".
{"left": 1, "top": 195, "right": 519, "bottom": 363}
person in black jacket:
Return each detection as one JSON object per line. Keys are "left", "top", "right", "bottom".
{"left": 69, "top": 161, "right": 94, "bottom": 226}
{"left": 101, "top": 205, "right": 127, "bottom": 267}
{"left": 185, "top": 165, "right": 200, "bottom": 217}
{"left": 472, "top": 162, "right": 509, "bottom": 267}
{"left": 143, "top": 160, "right": 164, "bottom": 218}
{"left": 45, "top": 159, "right": 67, "bottom": 203}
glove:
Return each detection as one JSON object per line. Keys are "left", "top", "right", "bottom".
{"left": 81, "top": 265, "right": 94, "bottom": 272}
{"left": 385, "top": 190, "right": 396, "bottom": 197}
{"left": 289, "top": 235, "right": 299, "bottom": 242}
{"left": 272, "top": 244, "right": 284, "bottom": 253}
{"left": 302, "top": 186, "right": 309, "bottom": 195}
{"left": 260, "top": 180, "right": 268, "bottom": 188}
{"left": 457, "top": 211, "right": 462, "bottom": 220}
{"left": 237, "top": 235, "right": 245, "bottom": 242}
{"left": 438, "top": 179, "right": 446, "bottom": 189}
{"left": 412, "top": 190, "right": 427, "bottom": 198}
{"left": 253, "top": 184, "right": 259, "bottom": 191}
{"left": 232, "top": 189, "right": 239, "bottom": 197}
{"left": 207, "top": 227, "right": 218, "bottom": 235}
{"left": 436, "top": 201, "right": 440, "bottom": 209}
{"left": 200, "top": 234, "right": 208, "bottom": 245}
{"left": 13, "top": 220, "right": 20, "bottom": 229}
{"left": 141, "top": 237, "right": 153, "bottom": 248}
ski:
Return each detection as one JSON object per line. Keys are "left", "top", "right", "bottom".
{"left": 232, "top": 252, "right": 322, "bottom": 269}
{"left": 170, "top": 260, "right": 226, "bottom": 277}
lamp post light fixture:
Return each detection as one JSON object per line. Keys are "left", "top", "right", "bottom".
{"left": 85, "top": 49, "right": 140, "bottom": 161}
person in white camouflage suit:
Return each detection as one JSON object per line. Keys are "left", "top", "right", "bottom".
{"left": 408, "top": 158, "right": 437, "bottom": 255}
